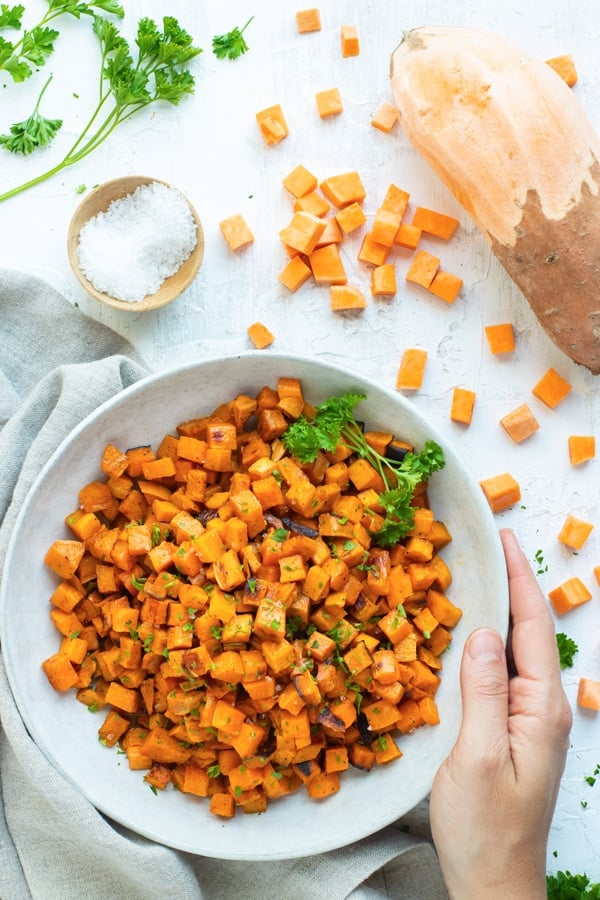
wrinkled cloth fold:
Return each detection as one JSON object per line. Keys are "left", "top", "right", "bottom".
{"left": 0, "top": 270, "right": 449, "bottom": 900}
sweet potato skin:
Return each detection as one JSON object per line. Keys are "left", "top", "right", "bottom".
{"left": 390, "top": 26, "right": 600, "bottom": 374}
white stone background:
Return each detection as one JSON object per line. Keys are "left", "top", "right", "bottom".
{"left": 1, "top": 0, "right": 599, "bottom": 878}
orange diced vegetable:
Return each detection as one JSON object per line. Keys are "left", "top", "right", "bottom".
{"left": 219, "top": 214, "right": 254, "bottom": 252}
{"left": 44, "top": 540, "right": 85, "bottom": 580}
{"left": 282, "top": 164, "right": 318, "bottom": 198}
{"left": 485, "top": 323, "right": 515, "bottom": 354}
{"left": 405, "top": 250, "right": 440, "bottom": 289}
{"left": 428, "top": 270, "right": 462, "bottom": 303}
{"left": 330, "top": 284, "right": 366, "bottom": 311}
{"left": 371, "top": 264, "right": 397, "bottom": 297}
{"left": 316, "top": 88, "right": 343, "bottom": 119}
{"left": 532, "top": 368, "right": 572, "bottom": 409}
{"left": 393, "top": 223, "right": 421, "bottom": 250}
{"left": 296, "top": 8, "right": 321, "bottom": 33}
{"left": 340, "top": 24, "right": 359, "bottom": 57}
{"left": 371, "top": 208, "right": 402, "bottom": 247}
{"left": 278, "top": 255, "right": 312, "bottom": 292}
{"left": 335, "top": 201, "right": 366, "bottom": 234}
{"left": 479, "top": 473, "right": 521, "bottom": 513}
{"left": 256, "top": 104, "right": 289, "bottom": 145}
{"left": 382, "top": 184, "right": 410, "bottom": 217}
{"left": 499, "top": 403, "right": 540, "bottom": 444}
{"left": 315, "top": 217, "right": 343, "bottom": 246}
{"left": 411, "top": 207, "right": 459, "bottom": 240}
{"left": 357, "top": 233, "right": 390, "bottom": 266}
{"left": 293, "top": 190, "right": 331, "bottom": 217}
{"left": 371, "top": 102, "right": 399, "bottom": 133}
{"left": 546, "top": 54, "right": 578, "bottom": 87}
{"left": 594, "top": 566, "right": 600, "bottom": 588}
{"left": 247, "top": 322, "right": 275, "bottom": 349}
{"left": 577, "top": 678, "right": 600, "bottom": 711}
{"left": 557, "top": 514, "right": 594, "bottom": 550}
{"left": 568, "top": 435, "right": 595, "bottom": 465}
{"left": 320, "top": 171, "right": 366, "bottom": 208}
{"left": 450, "top": 387, "right": 476, "bottom": 426}
{"left": 41, "top": 652, "right": 79, "bottom": 691}
{"left": 279, "top": 211, "right": 327, "bottom": 255}
{"left": 396, "top": 348, "right": 427, "bottom": 391}
{"left": 548, "top": 577, "right": 592, "bottom": 615}
{"left": 309, "top": 243, "right": 347, "bottom": 285}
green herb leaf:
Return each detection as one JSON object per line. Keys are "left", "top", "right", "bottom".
{"left": 0, "top": 74, "right": 62, "bottom": 154}
{"left": 271, "top": 528, "right": 290, "bottom": 543}
{"left": 212, "top": 15, "right": 253, "bottom": 60}
{"left": 546, "top": 870, "right": 600, "bottom": 898}
{"left": 556, "top": 632, "right": 578, "bottom": 670}
{"left": 0, "top": 4, "right": 24, "bottom": 29}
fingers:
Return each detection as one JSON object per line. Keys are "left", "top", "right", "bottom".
{"left": 455, "top": 627, "right": 510, "bottom": 763}
{"left": 499, "top": 528, "right": 561, "bottom": 684}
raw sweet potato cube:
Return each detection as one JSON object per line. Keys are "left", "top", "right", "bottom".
{"left": 450, "top": 387, "right": 476, "bottom": 426}
{"left": 577, "top": 677, "right": 600, "bottom": 711}
{"left": 282, "top": 164, "right": 318, "bottom": 198}
{"left": 316, "top": 88, "right": 343, "bottom": 119}
{"left": 479, "top": 473, "right": 521, "bottom": 513}
{"left": 340, "top": 24, "right": 359, "bottom": 57}
{"left": 485, "top": 323, "right": 515, "bottom": 354}
{"left": 371, "top": 264, "right": 397, "bottom": 297}
{"left": 296, "top": 8, "right": 321, "bottom": 33}
{"left": 371, "top": 102, "right": 399, "bottom": 133}
{"left": 371, "top": 208, "right": 402, "bottom": 247}
{"left": 247, "top": 322, "right": 274, "bottom": 349}
{"left": 396, "top": 348, "right": 427, "bottom": 391}
{"left": 293, "top": 190, "right": 331, "bottom": 217}
{"left": 335, "top": 201, "right": 366, "bottom": 234}
{"left": 256, "top": 104, "right": 289, "bottom": 145}
{"left": 278, "top": 255, "right": 312, "bottom": 293}
{"left": 357, "top": 232, "right": 390, "bottom": 266}
{"left": 320, "top": 171, "right": 366, "bottom": 208}
{"left": 308, "top": 243, "right": 347, "bottom": 284}
{"left": 405, "top": 250, "right": 440, "bottom": 289}
{"left": 428, "top": 270, "right": 462, "bottom": 303}
{"left": 279, "top": 211, "right": 327, "bottom": 254}
{"left": 548, "top": 577, "right": 592, "bottom": 615}
{"left": 411, "top": 206, "right": 459, "bottom": 239}
{"left": 330, "top": 284, "right": 366, "bottom": 311}
{"left": 557, "top": 514, "right": 594, "bottom": 550}
{"left": 393, "top": 223, "right": 421, "bottom": 250}
{"left": 532, "top": 368, "right": 572, "bottom": 409}
{"left": 500, "top": 403, "right": 539, "bottom": 443}
{"left": 568, "top": 435, "right": 595, "bottom": 465}
{"left": 220, "top": 214, "right": 254, "bottom": 252}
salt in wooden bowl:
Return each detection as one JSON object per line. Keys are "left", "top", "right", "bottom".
{"left": 67, "top": 176, "right": 204, "bottom": 312}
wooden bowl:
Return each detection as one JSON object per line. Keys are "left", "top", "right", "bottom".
{"left": 67, "top": 176, "right": 204, "bottom": 312}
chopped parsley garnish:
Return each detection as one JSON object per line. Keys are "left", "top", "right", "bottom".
{"left": 556, "top": 632, "right": 578, "bottom": 670}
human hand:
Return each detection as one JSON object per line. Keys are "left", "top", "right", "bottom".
{"left": 430, "top": 528, "right": 572, "bottom": 900}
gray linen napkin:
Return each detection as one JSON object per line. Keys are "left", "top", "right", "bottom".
{"left": 0, "top": 270, "right": 449, "bottom": 900}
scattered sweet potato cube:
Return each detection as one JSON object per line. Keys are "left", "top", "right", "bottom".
{"left": 357, "top": 232, "right": 390, "bottom": 266}
{"left": 220, "top": 214, "right": 254, "bottom": 252}
{"left": 247, "top": 322, "right": 275, "bottom": 349}
{"left": 568, "top": 435, "right": 595, "bottom": 465}
{"left": 371, "top": 264, "right": 397, "bottom": 297}
{"left": 282, "top": 164, "right": 318, "bottom": 198}
{"left": 256, "top": 104, "right": 289, "bottom": 145}
{"left": 450, "top": 387, "right": 476, "bottom": 426}
{"left": 393, "top": 223, "right": 421, "bottom": 250}
{"left": 558, "top": 514, "right": 594, "bottom": 550}
{"left": 428, "top": 270, "right": 462, "bottom": 303}
{"left": 371, "top": 208, "right": 402, "bottom": 247}
{"left": 320, "top": 171, "right": 366, "bottom": 207}
{"left": 278, "top": 255, "right": 312, "bottom": 292}
{"left": 396, "top": 348, "right": 427, "bottom": 391}
{"left": 371, "top": 102, "right": 399, "bottom": 133}
{"left": 293, "top": 190, "right": 331, "bottom": 217}
{"left": 479, "top": 473, "right": 521, "bottom": 513}
{"left": 532, "top": 368, "right": 572, "bottom": 409}
{"left": 330, "top": 284, "right": 366, "bottom": 311}
{"left": 405, "top": 250, "right": 440, "bottom": 289}
{"left": 309, "top": 243, "right": 347, "bottom": 285}
{"left": 296, "top": 8, "right": 321, "bottom": 33}
{"left": 485, "top": 323, "right": 515, "bottom": 354}
{"left": 500, "top": 404, "right": 540, "bottom": 444}
{"left": 279, "top": 211, "right": 327, "bottom": 254}
{"left": 577, "top": 677, "right": 600, "bottom": 711}
{"left": 316, "top": 87, "right": 343, "bottom": 118}
{"left": 340, "top": 24, "right": 359, "bottom": 57}
{"left": 411, "top": 207, "right": 459, "bottom": 240}
{"left": 315, "top": 217, "right": 343, "bottom": 246}
{"left": 335, "top": 201, "right": 366, "bottom": 234}
{"left": 548, "top": 577, "right": 592, "bottom": 615}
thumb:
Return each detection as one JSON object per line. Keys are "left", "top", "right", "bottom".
{"left": 456, "top": 628, "right": 510, "bottom": 760}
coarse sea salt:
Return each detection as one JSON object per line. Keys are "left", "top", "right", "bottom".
{"left": 77, "top": 181, "right": 198, "bottom": 303}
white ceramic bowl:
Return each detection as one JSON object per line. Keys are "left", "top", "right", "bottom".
{"left": 0, "top": 353, "right": 508, "bottom": 860}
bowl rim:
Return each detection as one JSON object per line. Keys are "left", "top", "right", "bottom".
{"left": 66, "top": 175, "right": 204, "bottom": 312}
{"left": 0, "top": 351, "right": 509, "bottom": 859}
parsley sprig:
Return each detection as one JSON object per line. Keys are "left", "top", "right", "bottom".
{"left": 556, "top": 632, "right": 578, "bottom": 670}
{"left": 546, "top": 871, "right": 600, "bottom": 898}
{"left": 0, "top": 74, "right": 62, "bottom": 153}
{"left": 212, "top": 15, "right": 253, "bottom": 60}
{"left": 0, "top": 0, "right": 124, "bottom": 82}
{"left": 282, "top": 392, "right": 445, "bottom": 547}
{"left": 0, "top": 15, "right": 201, "bottom": 202}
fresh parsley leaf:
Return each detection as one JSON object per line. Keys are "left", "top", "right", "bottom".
{"left": 0, "top": 74, "right": 62, "bottom": 153}
{"left": 212, "top": 15, "right": 253, "bottom": 60}
{"left": 556, "top": 632, "right": 578, "bottom": 670}
{"left": 284, "top": 393, "right": 445, "bottom": 547}
{"left": 0, "top": 4, "right": 24, "bottom": 30}
{"left": 546, "top": 870, "right": 600, "bottom": 898}
{"left": 0, "top": 13, "right": 201, "bottom": 202}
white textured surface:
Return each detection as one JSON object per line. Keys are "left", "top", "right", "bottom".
{"left": 0, "top": 0, "right": 599, "bottom": 878}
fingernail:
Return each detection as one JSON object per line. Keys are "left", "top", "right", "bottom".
{"left": 467, "top": 628, "right": 504, "bottom": 660}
